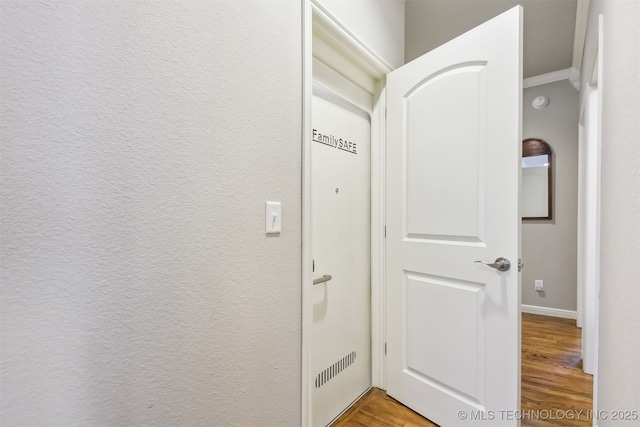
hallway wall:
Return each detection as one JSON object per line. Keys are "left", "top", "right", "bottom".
{"left": 522, "top": 80, "right": 579, "bottom": 312}
{"left": 0, "top": 2, "right": 302, "bottom": 425}
{"left": 582, "top": 0, "right": 640, "bottom": 420}
{"left": 403, "top": 0, "right": 640, "bottom": 413}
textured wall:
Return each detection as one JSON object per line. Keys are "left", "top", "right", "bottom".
{"left": 582, "top": 0, "right": 640, "bottom": 420}
{"left": 0, "top": 1, "right": 302, "bottom": 426}
{"left": 317, "top": 0, "right": 405, "bottom": 69}
{"left": 522, "top": 81, "right": 579, "bottom": 311}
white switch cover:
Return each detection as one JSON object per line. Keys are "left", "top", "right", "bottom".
{"left": 265, "top": 201, "right": 281, "bottom": 234}
{"left": 535, "top": 280, "right": 544, "bottom": 292}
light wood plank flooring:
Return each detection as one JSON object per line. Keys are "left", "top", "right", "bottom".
{"left": 333, "top": 313, "right": 593, "bottom": 426}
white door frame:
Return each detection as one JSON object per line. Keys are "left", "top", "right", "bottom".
{"left": 302, "top": 1, "right": 392, "bottom": 424}
{"left": 576, "top": 12, "right": 602, "bottom": 408}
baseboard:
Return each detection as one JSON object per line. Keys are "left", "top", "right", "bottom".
{"left": 521, "top": 304, "right": 577, "bottom": 320}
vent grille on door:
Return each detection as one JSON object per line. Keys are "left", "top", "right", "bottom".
{"left": 315, "top": 351, "right": 357, "bottom": 388}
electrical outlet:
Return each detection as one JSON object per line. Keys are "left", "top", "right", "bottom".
{"left": 535, "top": 280, "right": 544, "bottom": 292}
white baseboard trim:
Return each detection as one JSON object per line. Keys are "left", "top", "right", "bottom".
{"left": 521, "top": 304, "right": 577, "bottom": 320}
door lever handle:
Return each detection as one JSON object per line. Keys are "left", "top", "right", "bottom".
{"left": 474, "top": 257, "right": 511, "bottom": 272}
{"left": 313, "top": 274, "right": 332, "bottom": 285}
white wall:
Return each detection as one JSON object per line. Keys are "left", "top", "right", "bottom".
{"left": 317, "top": 0, "right": 405, "bottom": 69}
{"left": 0, "top": 2, "right": 302, "bottom": 426}
{"left": 581, "top": 0, "right": 640, "bottom": 420}
{"left": 522, "top": 81, "right": 579, "bottom": 311}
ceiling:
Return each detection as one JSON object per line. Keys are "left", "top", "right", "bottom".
{"left": 405, "top": 0, "right": 578, "bottom": 79}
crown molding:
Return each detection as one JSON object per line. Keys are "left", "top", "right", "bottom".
{"left": 523, "top": 68, "right": 572, "bottom": 89}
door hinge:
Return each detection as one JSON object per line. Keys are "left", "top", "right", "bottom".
{"left": 312, "top": 259, "right": 315, "bottom": 272}
{"left": 384, "top": 226, "right": 387, "bottom": 238}
{"left": 384, "top": 342, "right": 387, "bottom": 355}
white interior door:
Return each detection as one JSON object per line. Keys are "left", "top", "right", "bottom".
{"left": 385, "top": 7, "right": 522, "bottom": 426}
{"left": 311, "top": 58, "right": 372, "bottom": 427}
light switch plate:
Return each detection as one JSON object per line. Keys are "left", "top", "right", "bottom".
{"left": 535, "top": 280, "right": 544, "bottom": 292}
{"left": 265, "top": 201, "right": 281, "bottom": 234}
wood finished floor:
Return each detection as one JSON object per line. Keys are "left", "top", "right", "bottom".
{"left": 332, "top": 313, "right": 593, "bottom": 427}
{"left": 520, "top": 313, "right": 593, "bottom": 427}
